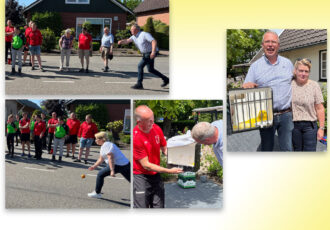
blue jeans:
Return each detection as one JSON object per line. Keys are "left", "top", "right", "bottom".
{"left": 259, "top": 111, "right": 294, "bottom": 151}
{"left": 292, "top": 121, "right": 318, "bottom": 151}
{"left": 80, "top": 137, "right": 94, "bottom": 148}
{"left": 137, "top": 53, "right": 168, "bottom": 85}
{"left": 95, "top": 163, "right": 130, "bottom": 194}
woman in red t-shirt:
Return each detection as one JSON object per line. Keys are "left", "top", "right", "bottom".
{"left": 23, "top": 21, "right": 33, "bottom": 66}
{"left": 26, "top": 22, "right": 45, "bottom": 72}
{"left": 5, "top": 20, "right": 14, "bottom": 63}
{"left": 78, "top": 27, "right": 93, "bottom": 73}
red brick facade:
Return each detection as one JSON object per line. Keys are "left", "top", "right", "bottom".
{"left": 60, "top": 12, "right": 127, "bottom": 35}
{"left": 136, "top": 9, "right": 169, "bottom": 26}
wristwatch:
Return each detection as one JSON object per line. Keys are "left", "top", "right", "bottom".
{"left": 319, "top": 127, "right": 325, "bottom": 130}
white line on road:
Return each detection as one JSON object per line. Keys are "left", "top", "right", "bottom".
{"left": 104, "top": 82, "right": 135, "bottom": 84}
{"left": 86, "top": 174, "right": 124, "bottom": 180}
{"left": 24, "top": 167, "right": 55, "bottom": 172}
{"left": 43, "top": 81, "right": 75, "bottom": 83}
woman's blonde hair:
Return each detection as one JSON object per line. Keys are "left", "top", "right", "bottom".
{"left": 293, "top": 58, "right": 312, "bottom": 78}
{"left": 95, "top": 131, "right": 108, "bottom": 141}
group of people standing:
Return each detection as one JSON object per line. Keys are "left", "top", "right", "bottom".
{"left": 242, "top": 31, "right": 325, "bottom": 152}
{"left": 6, "top": 20, "right": 169, "bottom": 90}
{"left": 6, "top": 111, "right": 100, "bottom": 164}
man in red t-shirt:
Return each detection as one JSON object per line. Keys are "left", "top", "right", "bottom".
{"left": 23, "top": 21, "right": 33, "bottom": 66}
{"left": 133, "top": 105, "right": 182, "bottom": 208}
{"left": 75, "top": 114, "right": 98, "bottom": 164}
{"left": 19, "top": 112, "right": 31, "bottom": 157}
{"left": 33, "top": 114, "right": 46, "bottom": 160}
{"left": 5, "top": 20, "right": 14, "bottom": 63}
{"left": 65, "top": 112, "right": 81, "bottom": 158}
{"left": 47, "top": 112, "right": 58, "bottom": 154}
{"left": 78, "top": 27, "right": 93, "bottom": 73}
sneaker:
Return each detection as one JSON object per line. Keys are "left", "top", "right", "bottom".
{"left": 58, "top": 156, "right": 62, "bottom": 162}
{"left": 10, "top": 68, "right": 16, "bottom": 75}
{"left": 78, "top": 68, "right": 84, "bottom": 73}
{"left": 71, "top": 156, "right": 76, "bottom": 159}
{"left": 21, "top": 153, "right": 25, "bottom": 157}
{"left": 18, "top": 68, "right": 22, "bottom": 76}
{"left": 28, "top": 154, "right": 31, "bottom": 158}
{"left": 59, "top": 68, "right": 64, "bottom": 72}
{"left": 84, "top": 160, "right": 88, "bottom": 164}
{"left": 131, "top": 84, "right": 144, "bottom": 90}
{"left": 161, "top": 78, "right": 169, "bottom": 87}
{"left": 103, "top": 66, "right": 109, "bottom": 72}
{"left": 51, "top": 155, "right": 56, "bottom": 161}
{"left": 65, "top": 154, "right": 70, "bottom": 158}
{"left": 73, "top": 159, "right": 81, "bottom": 162}
{"left": 85, "top": 68, "right": 89, "bottom": 73}
{"left": 40, "top": 68, "right": 45, "bottom": 72}
{"left": 88, "top": 191, "right": 102, "bottom": 199}
{"left": 29, "top": 62, "right": 32, "bottom": 66}
{"left": 31, "top": 66, "right": 35, "bottom": 70}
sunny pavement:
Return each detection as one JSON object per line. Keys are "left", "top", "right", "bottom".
{"left": 5, "top": 143, "right": 131, "bottom": 209}
{"left": 5, "top": 54, "right": 169, "bottom": 95}
{"left": 165, "top": 181, "right": 223, "bottom": 208}
{"left": 227, "top": 129, "right": 327, "bottom": 152}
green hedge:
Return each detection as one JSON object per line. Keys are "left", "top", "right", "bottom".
{"left": 40, "top": 28, "right": 56, "bottom": 52}
{"left": 75, "top": 103, "right": 108, "bottom": 130}
{"left": 92, "top": 41, "right": 100, "bottom": 51}
{"left": 32, "top": 11, "right": 63, "bottom": 36}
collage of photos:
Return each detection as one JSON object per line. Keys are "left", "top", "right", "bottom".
{"left": 3, "top": 0, "right": 327, "bottom": 215}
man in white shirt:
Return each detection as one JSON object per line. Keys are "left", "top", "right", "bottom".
{"left": 118, "top": 24, "right": 169, "bottom": 90}
{"left": 100, "top": 27, "right": 114, "bottom": 72}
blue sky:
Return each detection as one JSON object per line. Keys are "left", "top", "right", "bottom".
{"left": 17, "top": 0, "right": 35, "bottom": 7}
{"left": 29, "top": 99, "right": 42, "bottom": 107}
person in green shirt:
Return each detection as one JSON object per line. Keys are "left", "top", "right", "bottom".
{"left": 14, "top": 114, "right": 20, "bottom": 146}
{"left": 7, "top": 114, "right": 17, "bottom": 157}
{"left": 30, "top": 115, "right": 36, "bottom": 145}
{"left": 52, "top": 117, "right": 69, "bottom": 162}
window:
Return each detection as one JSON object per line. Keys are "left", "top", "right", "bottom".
{"left": 319, "top": 50, "right": 327, "bottom": 81}
{"left": 76, "top": 18, "right": 112, "bottom": 40}
{"left": 123, "top": 109, "right": 131, "bottom": 134}
{"left": 66, "top": 0, "right": 90, "bottom": 4}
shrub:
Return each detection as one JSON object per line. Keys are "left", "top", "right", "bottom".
{"left": 119, "top": 131, "right": 131, "bottom": 144}
{"left": 321, "top": 83, "right": 327, "bottom": 132}
{"left": 143, "top": 17, "right": 156, "bottom": 38}
{"left": 205, "top": 154, "right": 223, "bottom": 179}
{"left": 160, "top": 155, "right": 175, "bottom": 181}
{"left": 40, "top": 28, "right": 56, "bottom": 52}
{"left": 115, "top": 28, "right": 133, "bottom": 49}
{"left": 32, "top": 11, "right": 63, "bottom": 36}
{"left": 82, "top": 21, "right": 92, "bottom": 32}
{"left": 75, "top": 103, "right": 108, "bottom": 130}
{"left": 92, "top": 41, "right": 100, "bottom": 51}
{"left": 107, "top": 120, "right": 123, "bottom": 133}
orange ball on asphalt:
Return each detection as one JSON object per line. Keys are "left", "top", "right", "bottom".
{"left": 81, "top": 174, "right": 85, "bottom": 179}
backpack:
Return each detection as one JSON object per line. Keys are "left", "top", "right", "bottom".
{"left": 12, "top": 35, "right": 23, "bottom": 49}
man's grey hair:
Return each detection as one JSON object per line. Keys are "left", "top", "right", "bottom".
{"left": 191, "top": 122, "right": 216, "bottom": 142}
{"left": 65, "top": 29, "right": 71, "bottom": 35}
{"left": 262, "top": 30, "right": 280, "bottom": 44}
{"left": 132, "top": 24, "right": 141, "bottom": 31}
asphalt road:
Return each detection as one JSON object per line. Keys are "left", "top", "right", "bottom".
{"left": 5, "top": 55, "right": 169, "bottom": 95}
{"left": 5, "top": 143, "right": 131, "bottom": 209}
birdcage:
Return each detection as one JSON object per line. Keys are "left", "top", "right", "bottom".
{"left": 228, "top": 87, "right": 273, "bottom": 133}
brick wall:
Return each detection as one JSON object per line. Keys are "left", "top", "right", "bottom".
{"left": 136, "top": 9, "right": 169, "bottom": 26}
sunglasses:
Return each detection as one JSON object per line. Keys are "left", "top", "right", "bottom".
{"left": 295, "top": 58, "right": 312, "bottom": 63}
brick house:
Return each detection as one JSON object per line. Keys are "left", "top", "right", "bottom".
{"left": 5, "top": 100, "right": 41, "bottom": 120}
{"left": 134, "top": 0, "right": 169, "bottom": 26}
{"left": 23, "top": 0, "right": 134, "bottom": 40}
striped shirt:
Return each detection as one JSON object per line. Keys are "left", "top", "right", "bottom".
{"left": 244, "top": 55, "right": 293, "bottom": 111}
{"left": 130, "top": 31, "right": 157, "bottom": 54}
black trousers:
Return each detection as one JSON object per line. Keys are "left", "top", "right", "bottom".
{"left": 48, "top": 133, "right": 54, "bottom": 152}
{"left": 34, "top": 136, "right": 43, "bottom": 159}
{"left": 133, "top": 173, "right": 164, "bottom": 208}
{"left": 5, "top": 41, "right": 11, "bottom": 62}
{"left": 7, "top": 133, "right": 15, "bottom": 155}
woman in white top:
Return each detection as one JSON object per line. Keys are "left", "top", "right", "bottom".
{"left": 291, "top": 58, "right": 325, "bottom": 151}
{"left": 87, "top": 131, "right": 130, "bottom": 198}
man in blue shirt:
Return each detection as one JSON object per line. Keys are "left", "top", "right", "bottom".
{"left": 118, "top": 24, "right": 169, "bottom": 90}
{"left": 243, "top": 31, "right": 294, "bottom": 151}
{"left": 100, "top": 27, "right": 114, "bottom": 72}
{"left": 191, "top": 120, "right": 223, "bottom": 167}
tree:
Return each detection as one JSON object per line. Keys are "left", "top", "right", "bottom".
{"left": 75, "top": 103, "right": 108, "bottom": 130}
{"left": 121, "top": 0, "right": 142, "bottom": 22}
{"left": 32, "top": 11, "right": 63, "bottom": 36}
{"left": 143, "top": 17, "right": 156, "bottom": 38}
{"left": 227, "top": 29, "right": 266, "bottom": 76}
{"left": 41, "top": 100, "right": 67, "bottom": 117}
{"left": 5, "top": 0, "right": 24, "bottom": 26}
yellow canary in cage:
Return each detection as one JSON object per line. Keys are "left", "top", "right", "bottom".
{"left": 233, "top": 110, "right": 268, "bottom": 130}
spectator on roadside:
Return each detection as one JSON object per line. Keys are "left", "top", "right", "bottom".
{"left": 47, "top": 112, "right": 58, "bottom": 154}
{"left": 33, "top": 114, "right": 46, "bottom": 160}
{"left": 87, "top": 131, "right": 130, "bottom": 199}
{"left": 100, "top": 27, "right": 114, "bottom": 72}
{"left": 52, "top": 117, "right": 69, "bottom": 162}
{"left": 118, "top": 24, "right": 169, "bottom": 89}
{"left": 78, "top": 27, "right": 92, "bottom": 73}
{"left": 59, "top": 29, "right": 74, "bottom": 71}
{"left": 14, "top": 114, "right": 20, "bottom": 146}
{"left": 30, "top": 114, "right": 37, "bottom": 145}
{"left": 5, "top": 19, "right": 14, "bottom": 64}
{"left": 26, "top": 22, "right": 45, "bottom": 72}
{"left": 23, "top": 21, "right": 33, "bottom": 66}
{"left": 7, "top": 114, "right": 17, "bottom": 158}
{"left": 19, "top": 112, "right": 31, "bottom": 157}
{"left": 65, "top": 112, "right": 80, "bottom": 159}
{"left": 75, "top": 114, "right": 98, "bottom": 164}
{"left": 10, "top": 26, "right": 25, "bottom": 76}
{"left": 41, "top": 113, "right": 48, "bottom": 149}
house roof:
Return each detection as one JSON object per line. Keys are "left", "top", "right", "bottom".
{"left": 134, "top": 0, "right": 169, "bottom": 13}
{"left": 279, "top": 29, "right": 327, "bottom": 52}
{"left": 17, "top": 100, "right": 41, "bottom": 110}
{"left": 23, "top": 0, "right": 134, "bottom": 15}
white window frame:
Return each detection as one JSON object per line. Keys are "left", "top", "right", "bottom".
{"left": 75, "top": 17, "right": 112, "bottom": 40}
{"left": 320, "top": 50, "right": 327, "bottom": 81}
{"left": 65, "top": 0, "right": 90, "bottom": 4}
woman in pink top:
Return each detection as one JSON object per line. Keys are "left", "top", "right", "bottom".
{"left": 291, "top": 58, "right": 325, "bottom": 151}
